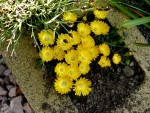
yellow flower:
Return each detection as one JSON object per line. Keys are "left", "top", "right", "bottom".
{"left": 90, "top": 20, "right": 110, "bottom": 35}
{"left": 69, "top": 30, "right": 81, "bottom": 45}
{"left": 99, "top": 43, "right": 110, "bottom": 56}
{"left": 68, "top": 65, "right": 81, "bottom": 80}
{"left": 57, "top": 34, "right": 72, "bottom": 50}
{"left": 38, "top": 29, "right": 55, "bottom": 46}
{"left": 78, "top": 49, "right": 92, "bottom": 64}
{"left": 53, "top": 46, "right": 65, "bottom": 61}
{"left": 78, "top": 63, "right": 90, "bottom": 75}
{"left": 40, "top": 47, "right": 54, "bottom": 62}
{"left": 55, "top": 62, "right": 68, "bottom": 76}
{"left": 89, "top": 46, "right": 100, "bottom": 60}
{"left": 76, "top": 44, "right": 86, "bottom": 52}
{"left": 65, "top": 49, "right": 79, "bottom": 65}
{"left": 81, "top": 35, "right": 95, "bottom": 48}
{"left": 54, "top": 76, "right": 73, "bottom": 94}
{"left": 112, "top": 53, "right": 121, "bottom": 64}
{"left": 63, "top": 12, "right": 77, "bottom": 23}
{"left": 73, "top": 77, "right": 92, "bottom": 96}
{"left": 93, "top": 9, "right": 107, "bottom": 19}
{"left": 98, "top": 56, "right": 111, "bottom": 67}
{"left": 77, "top": 23, "right": 91, "bottom": 36}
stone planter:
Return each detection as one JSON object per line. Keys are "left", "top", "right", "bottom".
{"left": 0, "top": 1, "right": 150, "bottom": 113}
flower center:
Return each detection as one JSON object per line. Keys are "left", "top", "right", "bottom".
{"left": 71, "top": 57, "right": 75, "bottom": 61}
{"left": 61, "top": 81, "right": 67, "bottom": 87}
{"left": 70, "top": 70, "right": 74, "bottom": 75}
{"left": 60, "top": 68, "right": 64, "bottom": 72}
{"left": 45, "top": 52, "right": 50, "bottom": 56}
{"left": 44, "top": 36, "right": 50, "bottom": 41}
{"left": 78, "top": 83, "right": 84, "bottom": 89}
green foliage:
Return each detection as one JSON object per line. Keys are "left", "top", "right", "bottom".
{"left": 0, "top": 0, "right": 90, "bottom": 56}
{"left": 109, "top": 0, "right": 150, "bottom": 29}
{"left": 121, "top": 17, "right": 150, "bottom": 27}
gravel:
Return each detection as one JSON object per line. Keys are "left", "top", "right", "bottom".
{"left": 0, "top": 62, "right": 34, "bottom": 113}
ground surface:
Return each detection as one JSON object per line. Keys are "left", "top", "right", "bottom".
{"left": 69, "top": 56, "right": 145, "bottom": 113}
{"left": 0, "top": 58, "right": 33, "bottom": 113}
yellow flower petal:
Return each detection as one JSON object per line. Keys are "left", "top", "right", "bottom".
{"left": 89, "top": 46, "right": 100, "bottom": 60}
{"left": 112, "top": 53, "right": 121, "bottom": 64}
{"left": 65, "top": 49, "right": 79, "bottom": 65}
{"left": 67, "top": 65, "right": 81, "bottom": 80}
{"left": 69, "top": 30, "right": 81, "bottom": 45}
{"left": 77, "top": 23, "right": 91, "bottom": 36}
{"left": 63, "top": 12, "right": 77, "bottom": 23}
{"left": 40, "top": 47, "right": 54, "bottom": 62}
{"left": 38, "top": 29, "right": 55, "bottom": 46}
{"left": 98, "top": 56, "right": 111, "bottom": 67}
{"left": 53, "top": 46, "right": 65, "bottom": 61}
{"left": 54, "top": 76, "right": 73, "bottom": 94}
{"left": 91, "top": 20, "right": 109, "bottom": 35}
{"left": 55, "top": 62, "right": 68, "bottom": 76}
{"left": 73, "top": 77, "right": 92, "bottom": 96}
{"left": 78, "top": 63, "right": 90, "bottom": 75}
{"left": 57, "top": 33, "right": 72, "bottom": 50}
{"left": 78, "top": 49, "right": 92, "bottom": 64}
{"left": 81, "top": 35, "right": 95, "bottom": 48}
{"left": 99, "top": 43, "right": 110, "bottom": 56}
{"left": 94, "top": 9, "right": 107, "bottom": 19}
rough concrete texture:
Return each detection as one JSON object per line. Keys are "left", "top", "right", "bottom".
{"left": 0, "top": 36, "right": 78, "bottom": 113}
{"left": 0, "top": 1, "right": 150, "bottom": 113}
{"left": 96, "top": 0, "right": 150, "bottom": 112}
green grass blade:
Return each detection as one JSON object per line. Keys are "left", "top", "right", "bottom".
{"left": 118, "top": 2, "right": 150, "bottom": 15}
{"left": 145, "top": 0, "right": 150, "bottom": 5}
{"left": 121, "top": 16, "right": 150, "bottom": 27}
{"left": 109, "top": 0, "right": 139, "bottom": 19}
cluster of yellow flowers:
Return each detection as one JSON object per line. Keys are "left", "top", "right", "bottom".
{"left": 38, "top": 9, "right": 122, "bottom": 96}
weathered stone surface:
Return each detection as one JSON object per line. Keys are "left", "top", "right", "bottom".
{"left": 0, "top": 103, "right": 9, "bottom": 113}
{"left": 10, "top": 96, "right": 24, "bottom": 113}
{"left": 9, "top": 74, "right": 17, "bottom": 85}
{"left": 8, "top": 87, "right": 16, "bottom": 97}
{"left": 0, "top": 78, "right": 4, "bottom": 84}
{"left": 23, "top": 103, "right": 33, "bottom": 113}
{"left": 6, "top": 85, "right": 14, "bottom": 90}
{"left": 0, "top": 86, "right": 7, "bottom": 96}
{"left": 3, "top": 69, "right": 11, "bottom": 76}
{"left": 0, "top": 64, "right": 5, "bottom": 75}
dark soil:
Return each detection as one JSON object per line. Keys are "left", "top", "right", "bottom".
{"left": 138, "top": 25, "right": 150, "bottom": 43}
{"left": 70, "top": 56, "right": 145, "bottom": 113}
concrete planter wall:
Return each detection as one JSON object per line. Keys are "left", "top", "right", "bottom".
{"left": 0, "top": 1, "right": 150, "bottom": 113}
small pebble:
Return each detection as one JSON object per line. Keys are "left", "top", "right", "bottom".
{"left": 3, "top": 69, "right": 12, "bottom": 76}
{"left": 0, "top": 64, "right": 6, "bottom": 75}
{"left": 23, "top": 103, "right": 33, "bottom": 113}
{"left": 123, "top": 66, "right": 134, "bottom": 77}
{"left": 9, "top": 75, "right": 17, "bottom": 85}
{"left": 9, "top": 87, "right": 16, "bottom": 97}
{"left": 6, "top": 85, "right": 14, "bottom": 90}
{"left": 0, "top": 78, "right": 4, "bottom": 84}
{"left": 0, "top": 62, "right": 33, "bottom": 113}
{"left": 0, "top": 86, "right": 7, "bottom": 96}
{"left": 3, "top": 76, "right": 10, "bottom": 85}
{"left": 10, "top": 96, "right": 24, "bottom": 113}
